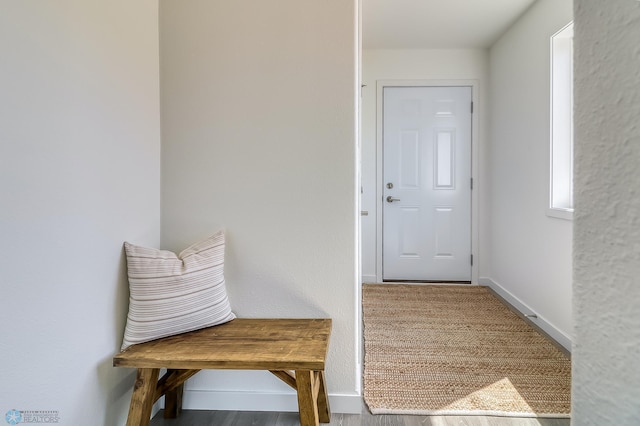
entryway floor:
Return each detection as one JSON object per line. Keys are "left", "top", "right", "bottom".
{"left": 150, "top": 405, "right": 570, "bottom": 426}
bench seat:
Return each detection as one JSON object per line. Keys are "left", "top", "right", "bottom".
{"left": 113, "top": 318, "right": 332, "bottom": 426}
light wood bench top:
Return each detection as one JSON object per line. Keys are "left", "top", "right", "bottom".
{"left": 113, "top": 318, "right": 331, "bottom": 371}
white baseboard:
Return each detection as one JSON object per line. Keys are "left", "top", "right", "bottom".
{"left": 479, "top": 277, "right": 572, "bottom": 352}
{"left": 361, "top": 274, "right": 378, "bottom": 283}
{"left": 180, "top": 390, "right": 362, "bottom": 414}
{"left": 150, "top": 399, "right": 162, "bottom": 421}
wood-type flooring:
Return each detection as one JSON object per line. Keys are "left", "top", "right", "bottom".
{"left": 150, "top": 406, "right": 570, "bottom": 426}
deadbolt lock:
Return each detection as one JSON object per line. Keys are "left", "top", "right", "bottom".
{"left": 386, "top": 182, "right": 394, "bottom": 189}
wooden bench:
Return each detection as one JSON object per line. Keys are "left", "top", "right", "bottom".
{"left": 113, "top": 318, "right": 332, "bottom": 426}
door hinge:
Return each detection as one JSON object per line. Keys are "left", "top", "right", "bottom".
{"left": 471, "top": 254, "right": 474, "bottom": 266}
{"left": 471, "top": 101, "right": 474, "bottom": 114}
{"left": 470, "top": 178, "right": 474, "bottom": 190}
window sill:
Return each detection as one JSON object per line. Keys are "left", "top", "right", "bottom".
{"left": 547, "top": 208, "right": 573, "bottom": 221}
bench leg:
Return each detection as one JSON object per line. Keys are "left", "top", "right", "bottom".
{"left": 317, "top": 371, "right": 330, "bottom": 423}
{"left": 296, "top": 370, "right": 321, "bottom": 426}
{"left": 155, "top": 368, "right": 199, "bottom": 418}
{"left": 163, "top": 381, "right": 183, "bottom": 419}
{"left": 296, "top": 370, "right": 319, "bottom": 426}
{"left": 126, "top": 368, "right": 160, "bottom": 426}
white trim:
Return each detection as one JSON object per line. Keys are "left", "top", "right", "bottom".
{"left": 361, "top": 274, "right": 378, "bottom": 283}
{"left": 375, "top": 79, "right": 480, "bottom": 284}
{"left": 547, "top": 207, "right": 573, "bottom": 221}
{"left": 479, "top": 277, "right": 572, "bottom": 352}
{"left": 548, "top": 22, "right": 574, "bottom": 218}
{"left": 152, "top": 400, "right": 162, "bottom": 419}
{"left": 179, "top": 390, "right": 362, "bottom": 414}
{"left": 354, "top": 0, "right": 363, "bottom": 399}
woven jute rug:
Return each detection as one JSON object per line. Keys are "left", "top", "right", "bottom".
{"left": 363, "top": 284, "right": 571, "bottom": 417}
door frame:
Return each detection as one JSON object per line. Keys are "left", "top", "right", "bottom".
{"left": 375, "top": 80, "right": 480, "bottom": 284}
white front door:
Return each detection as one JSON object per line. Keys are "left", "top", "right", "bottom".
{"left": 382, "top": 86, "right": 472, "bottom": 281}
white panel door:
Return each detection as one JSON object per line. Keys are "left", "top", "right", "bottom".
{"left": 383, "top": 86, "right": 472, "bottom": 281}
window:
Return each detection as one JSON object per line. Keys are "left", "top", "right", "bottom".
{"left": 549, "top": 22, "right": 574, "bottom": 220}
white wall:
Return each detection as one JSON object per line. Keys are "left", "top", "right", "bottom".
{"left": 0, "top": 1, "right": 161, "bottom": 425}
{"left": 573, "top": 0, "right": 640, "bottom": 423}
{"left": 487, "top": 0, "right": 573, "bottom": 347}
{"left": 159, "top": 0, "right": 360, "bottom": 413}
{"left": 361, "top": 49, "right": 490, "bottom": 282}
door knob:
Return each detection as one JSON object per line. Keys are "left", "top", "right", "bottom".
{"left": 386, "top": 196, "right": 401, "bottom": 203}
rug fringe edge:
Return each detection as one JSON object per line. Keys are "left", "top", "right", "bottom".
{"left": 367, "top": 407, "right": 571, "bottom": 418}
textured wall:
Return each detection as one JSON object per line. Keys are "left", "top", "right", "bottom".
{"left": 488, "top": 0, "right": 573, "bottom": 340}
{"left": 0, "top": 1, "right": 161, "bottom": 424}
{"left": 573, "top": 0, "right": 640, "bottom": 423}
{"left": 159, "top": 0, "right": 360, "bottom": 412}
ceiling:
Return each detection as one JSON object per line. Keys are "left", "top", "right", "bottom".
{"left": 363, "top": 0, "right": 537, "bottom": 49}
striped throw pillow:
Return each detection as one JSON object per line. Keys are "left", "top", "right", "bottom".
{"left": 121, "top": 230, "right": 235, "bottom": 350}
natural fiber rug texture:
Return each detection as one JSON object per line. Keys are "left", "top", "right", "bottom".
{"left": 363, "top": 284, "right": 571, "bottom": 417}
